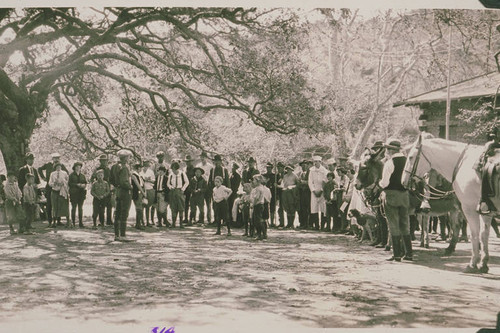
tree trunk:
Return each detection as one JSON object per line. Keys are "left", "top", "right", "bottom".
{"left": 0, "top": 127, "right": 29, "bottom": 172}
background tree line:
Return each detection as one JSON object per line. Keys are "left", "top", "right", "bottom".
{"left": 0, "top": 8, "right": 499, "bottom": 172}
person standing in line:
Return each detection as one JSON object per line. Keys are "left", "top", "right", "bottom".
{"left": 91, "top": 169, "right": 110, "bottom": 229}
{"left": 131, "top": 162, "right": 146, "bottom": 230}
{"left": 115, "top": 150, "right": 133, "bottom": 242}
{"left": 228, "top": 162, "right": 241, "bottom": 227}
{"left": 196, "top": 152, "right": 214, "bottom": 223}
{"left": 48, "top": 162, "right": 71, "bottom": 228}
{"left": 38, "top": 153, "right": 68, "bottom": 226}
{"left": 323, "top": 172, "right": 338, "bottom": 232}
{"left": 208, "top": 155, "right": 230, "bottom": 224}
{"left": 242, "top": 157, "right": 260, "bottom": 184}
{"left": 240, "top": 183, "right": 253, "bottom": 236}
{"left": 167, "top": 161, "right": 189, "bottom": 228}
{"left": 141, "top": 160, "right": 156, "bottom": 227}
{"left": 297, "top": 160, "right": 311, "bottom": 229}
{"left": 154, "top": 166, "right": 169, "bottom": 227}
{"left": 152, "top": 151, "right": 169, "bottom": 224}
{"left": 212, "top": 176, "right": 233, "bottom": 236}
{"left": 18, "top": 153, "right": 40, "bottom": 191}
{"left": 69, "top": 162, "right": 87, "bottom": 228}
{"left": 91, "top": 154, "right": 113, "bottom": 226}
{"left": 276, "top": 162, "right": 285, "bottom": 227}
{"left": 22, "top": 173, "right": 37, "bottom": 234}
{"left": 378, "top": 139, "right": 413, "bottom": 262}
{"left": 189, "top": 167, "right": 207, "bottom": 224}
{"left": 308, "top": 156, "right": 328, "bottom": 231}
{"left": 5, "top": 172, "right": 23, "bottom": 234}
{"left": 183, "top": 155, "right": 196, "bottom": 226}
{"left": 280, "top": 165, "right": 299, "bottom": 229}
{"left": 262, "top": 162, "right": 277, "bottom": 227}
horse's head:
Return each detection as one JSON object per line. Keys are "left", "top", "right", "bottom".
{"left": 402, "top": 133, "right": 433, "bottom": 188}
{"left": 355, "top": 150, "right": 383, "bottom": 191}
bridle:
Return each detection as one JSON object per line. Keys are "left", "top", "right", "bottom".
{"left": 404, "top": 138, "right": 468, "bottom": 201}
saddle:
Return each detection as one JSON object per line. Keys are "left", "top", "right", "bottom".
{"left": 482, "top": 149, "right": 500, "bottom": 211}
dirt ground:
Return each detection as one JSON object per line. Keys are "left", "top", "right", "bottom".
{"left": 0, "top": 214, "right": 499, "bottom": 333}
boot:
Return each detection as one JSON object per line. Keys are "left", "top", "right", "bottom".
{"left": 402, "top": 235, "right": 413, "bottom": 261}
{"left": 387, "top": 236, "right": 402, "bottom": 261}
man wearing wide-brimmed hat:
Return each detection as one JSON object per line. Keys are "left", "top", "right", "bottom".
{"left": 38, "top": 152, "right": 68, "bottom": 225}
{"left": 207, "top": 154, "right": 230, "bottom": 224}
{"left": 242, "top": 157, "right": 259, "bottom": 184}
{"left": 262, "top": 162, "right": 277, "bottom": 227}
{"left": 189, "top": 167, "right": 207, "bottom": 224}
{"left": 228, "top": 162, "right": 241, "bottom": 227}
{"left": 378, "top": 138, "right": 413, "bottom": 262}
{"left": 195, "top": 151, "right": 213, "bottom": 223}
{"left": 114, "top": 149, "right": 133, "bottom": 241}
{"left": 183, "top": 155, "right": 196, "bottom": 225}
{"left": 297, "top": 159, "right": 311, "bottom": 229}
{"left": 18, "top": 152, "right": 40, "bottom": 191}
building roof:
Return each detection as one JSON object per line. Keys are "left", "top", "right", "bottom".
{"left": 394, "top": 71, "right": 500, "bottom": 107}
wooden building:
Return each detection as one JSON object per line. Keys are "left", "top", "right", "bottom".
{"left": 394, "top": 71, "right": 500, "bottom": 144}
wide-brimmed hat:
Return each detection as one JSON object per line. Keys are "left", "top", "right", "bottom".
{"left": 117, "top": 149, "right": 132, "bottom": 158}
{"left": 232, "top": 163, "right": 240, "bottom": 170}
{"left": 253, "top": 174, "right": 264, "bottom": 182}
{"left": 25, "top": 153, "right": 34, "bottom": 160}
{"left": 72, "top": 161, "right": 83, "bottom": 170}
{"left": 266, "top": 162, "right": 273, "bottom": 168}
{"left": 248, "top": 157, "right": 256, "bottom": 163}
{"left": 51, "top": 153, "right": 61, "bottom": 158}
{"left": 156, "top": 151, "right": 165, "bottom": 157}
{"left": 157, "top": 165, "right": 167, "bottom": 172}
{"left": 312, "top": 155, "right": 322, "bottom": 162}
{"left": 193, "top": 167, "right": 205, "bottom": 175}
{"left": 385, "top": 139, "right": 402, "bottom": 151}
{"left": 171, "top": 161, "right": 180, "bottom": 170}
{"left": 277, "top": 162, "right": 285, "bottom": 168}
{"left": 326, "top": 158, "right": 336, "bottom": 165}
{"left": 98, "top": 154, "right": 108, "bottom": 160}
{"left": 213, "top": 154, "right": 222, "bottom": 162}
{"left": 95, "top": 169, "right": 105, "bottom": 175}
{"left": 299, "top": 159, "right": 310, "bottom": 166}
{"left": 285, "top": 165, "right": 294, "bottom": 171}
{"left": 200, "top": 151, "right": 208, "bottom": 158}
{"left": 185, "top": 155, "right": 194, "bottom": 162}
{"left": 371, "top": 140, "right": 385, "bottom": 150}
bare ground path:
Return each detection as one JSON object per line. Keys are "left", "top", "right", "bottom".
{"left": 0, "top": 219, "right": 499, "bottom": 332}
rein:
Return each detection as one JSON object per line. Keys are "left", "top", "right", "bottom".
{"left": 405, "top": 140, "right": 469, "bottom": 201}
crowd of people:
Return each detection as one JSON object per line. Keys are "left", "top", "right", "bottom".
{"left": 0, "top": 149, "right": 356, "bottom": 242}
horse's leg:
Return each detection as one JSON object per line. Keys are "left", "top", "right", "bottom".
{"left": 423, "top": 215, "right": 429, "bottom": 248}
{"left": 479, "top": 215, "right": 492, "bottom": 273}
{"left": 419, "top": 214, "right": 424, "bottom": 247}
{"left": 462, "top": 209, "right": 481, "bottom": 273}
{"left": 444, "top": 210, "right": 460, "bottom": 256}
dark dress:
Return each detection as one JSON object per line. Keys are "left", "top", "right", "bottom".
{"left": 69, "top": 172, "right": 87, "bottom": 204}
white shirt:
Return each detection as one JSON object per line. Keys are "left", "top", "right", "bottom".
{"left": 167, "top": 171, "right": 189, "bottom": 191}
{"left": 379, "top": 152, "right": 404, "bottom": 189}
{"left": 140, "top": 168, "right": 155, "bottom": 190}
{"left": 308, "top": 165, "right": 328, "bottom": 192}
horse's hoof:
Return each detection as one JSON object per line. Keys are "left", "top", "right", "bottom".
{"left": 464, "top": 265, "right": 480, "bottom": 274}
{"left": 479, "top": 265, "right": 489, "bottom": 274}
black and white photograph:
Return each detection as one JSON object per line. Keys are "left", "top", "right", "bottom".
{"left": 0, "top": 0, "right": 499, "bottom": 332}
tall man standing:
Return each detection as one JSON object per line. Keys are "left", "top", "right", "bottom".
{"left": 18, "top": 153, "right": 40, "bottom": 191}
{"left": 242, "top": 157, "right": 260, "bottom": 184}
{"left": 91, "top": 154, "right": 113, "bottom": 225}
{"left": 228, "top": 163, "right": 241, "bottom": 227}
{"left": 263, "top": 162, "right": 277, "bottom": 227}
{"left": 308, "top": 156, "right": 328, "bottom": 230}
{"left": 115, "top": 150, "right": 133, "bottom": 242}
{"left": 196, "top": 152, "right": 213, "bottom": 223}
{"left": 378, "top": 139, "right": 413, "bottom": 262}
{"left": 38, "top": 153, "right": 68, "bottom": 226}
{"left": 183, "top": 155, "right": 195, "bottom": 225}
{"left": 297, "top": 160, "right": 311, "bottom": 229}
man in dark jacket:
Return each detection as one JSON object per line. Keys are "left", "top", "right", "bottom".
{"left": 115, "top": 150, "right": 133, "bottom": 241}
{"left": 228, "top": 163, "right": 241, "bottom": 227}
{"left": 18, "top": 153, "right": 40, "bottom": 191}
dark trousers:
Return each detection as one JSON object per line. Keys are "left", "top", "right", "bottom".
{"left": 277, "top": 192, "right": 284, "bottom": 226}
{"left": 93, "top": 197, "right": 107, "bottom": 226}
{"left": 184, "top": 190, "right": 192, "bottom": 222}
{"left": 115, "top": 191, "right": 131, "bottom": 237}
{"left": 23, "top": 203, "right": 36, "bottom": 231}
{"left": 204, "top": 190, "right": 212, "bottom": 222}
{"left": 190, "top": 194, "right": 205, "bottom": 222}
{"left": 253, "top": 204, "right": 264, "bottom": 237}
{"left": 242, "top": 205, "right": 250, "bottom": 234}
{"left": 269, "top": 193, "right": 276, "bottom": 225}
{"left": 214, "top": 199, "right": 230, "bottom": 233}
{"left": 326, "top": 202, "right": 339, "bottom": 231}
{"left": 298, "top": 189, "right": 310, "bottom": 228}
{"left": 377, "top": 208, "right": 388, "bottom": 245}
{"left": 71, "top": 199, "right": 84, "bottom": 226}
{"left": 46, "top": 187, "right": 53, "bottom": 223}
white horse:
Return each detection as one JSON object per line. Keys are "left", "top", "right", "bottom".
{"left": 402, "top": 133, "right": 498, "bottom": 273}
